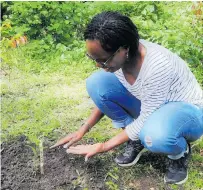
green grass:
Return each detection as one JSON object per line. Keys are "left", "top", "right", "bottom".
{"left": 1, "top": 47, "right": 119, "bottom": 145}
{"left": 1, "top": 47, "right": 203, "bottom": 189}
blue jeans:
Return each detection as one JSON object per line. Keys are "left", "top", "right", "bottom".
{"left": 86, "top": 70, "right": 203, "bottom": 158}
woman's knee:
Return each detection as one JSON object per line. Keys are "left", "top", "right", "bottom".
{"left": 86, "top": 71, "right": 101, "bottom": 98}
{"left": 87, "top": 71, "right": 112, "bottom": 96}
{"left": 86, "top": 70, "right": 125, "bottom": 100}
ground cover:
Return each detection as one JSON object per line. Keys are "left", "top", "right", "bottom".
{"left": 1, "top": 65, "right": 203, "bottom": 190}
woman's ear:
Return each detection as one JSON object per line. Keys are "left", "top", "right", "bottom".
{"left": 122, "top": 45, "right": 129, "bottom": 49}
{"left": 125, "top": 47, "right": 130, "bottom": 55}
{"left": 126, "top": 49, "right": 129, "bottom": 59}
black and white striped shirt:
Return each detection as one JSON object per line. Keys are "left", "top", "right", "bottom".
{"left": 114, "top": 39, "right": 203, "bottom": 140}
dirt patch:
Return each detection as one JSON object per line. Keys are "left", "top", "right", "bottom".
{"left": 1, "top": 136, "right": 112, "bottom": 190}
{"left": 1, "top": 136, "right": 168, "bottom": 190}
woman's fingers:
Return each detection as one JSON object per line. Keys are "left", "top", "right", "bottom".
{"left": 67, "top": 146, "right": 88, "bottom": 152}
{"left": 50, "top": 131, "right": 84, "bottom": 149}
{"left": 69, "top": 144, "right": 89, "bottom": 149}
{"left": 66, "top": 144, "right": 93, "bottom": 154}
{"left": 66, "top": 147, "right": 87, "bottom": 155}
{"left": 50, "top": 134, "right": 73, "bottom": 149}
{"left": 63, "top": 138, "right": 78, "bottom": 148}
{"left": 66, "top": 143, "right": 104, "bottom": 162}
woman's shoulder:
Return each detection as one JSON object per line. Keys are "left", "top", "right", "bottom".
{"left": 140, "top": 40, "right": 174, "bottom": 81}
{"left": 140, "top": 39, "right": 174, "bottom": 58}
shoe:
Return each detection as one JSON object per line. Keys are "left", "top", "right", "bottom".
{"left": 114, "top": 140, "right": 146, "bottom": 167}
{"left": 164, "top": 143, "right": 191, "bottom": 184}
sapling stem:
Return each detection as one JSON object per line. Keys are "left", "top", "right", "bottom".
{"left": 39, "top": 139, "right": 44, "bottom": 175}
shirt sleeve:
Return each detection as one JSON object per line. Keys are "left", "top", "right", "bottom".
{"left": 125, "top": 58, "right": 174, "bottom": 140}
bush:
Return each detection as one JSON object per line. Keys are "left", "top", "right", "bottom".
{"left": 1, "top": 2, "right": 202, "bottom": 85}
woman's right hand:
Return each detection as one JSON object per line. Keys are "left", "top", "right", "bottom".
{"left": 50, "top": 131, "right": 84, "bottom": 149}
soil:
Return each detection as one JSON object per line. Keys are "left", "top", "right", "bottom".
{"left": 1, "top": 136, "right": 168, "bottom": 190}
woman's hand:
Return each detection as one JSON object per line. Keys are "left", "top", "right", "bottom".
{"left": 50, "top": 131, "right": 84, "bottom": 149}
{"left": 66, "top": 143, "right": 104, "bottom": 161}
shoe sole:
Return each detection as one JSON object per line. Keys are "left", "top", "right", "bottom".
{"left": 117, "top": 148, "right": 147, "bottom": 167}
{"left": 164, "top": 171, "right": 188, "bottom": 185}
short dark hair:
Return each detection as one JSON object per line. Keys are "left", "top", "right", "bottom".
{"left": 84, "top": 11, "right": 140, "bottom": 58}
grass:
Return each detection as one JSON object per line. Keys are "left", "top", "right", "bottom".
{"left": 1, "top": 47, "right": 203, "bottom": 190}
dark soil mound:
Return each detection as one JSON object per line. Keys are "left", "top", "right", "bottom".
{"left": 1, "top": 136, "right": 169, "bottom": 190}
{"left": 1, "top": 137, "right": 112, "bottom": 190}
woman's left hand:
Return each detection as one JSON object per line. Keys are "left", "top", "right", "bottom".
{"left": 66, "top": 143, "right": 104, "bottom": 161}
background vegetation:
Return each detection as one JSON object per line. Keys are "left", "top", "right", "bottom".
{"left": 1, "top": 2, "right": 203, "bottom": 189}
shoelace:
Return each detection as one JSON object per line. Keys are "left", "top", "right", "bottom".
{"left": 168, "top": 154, "right": 188, "bottom": 171}
{"left": 123, "top": 140, "right": 144, "bottom": 156}
{"left": 133, "top": 140, "right": 144, "bottom": 151}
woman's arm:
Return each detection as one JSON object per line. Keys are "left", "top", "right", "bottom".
{"left": 66, "top": 129, "right": 129, "bottom": 160}
{"left": 50, "top": 106, "right": 104, "bottom": 148}
{"left": 79, "top": 106, "right": 104, "bottom": 135}
{"left": 102, "top": 129, "right": 129, "bottom": 152}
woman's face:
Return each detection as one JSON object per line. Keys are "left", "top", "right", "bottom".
{"left": 86, "top": 40, "right": 128, "bottom": 73}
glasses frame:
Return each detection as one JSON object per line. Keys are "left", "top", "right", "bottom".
{"left": 86, "top": 47, "right": 122, "bottom": 68}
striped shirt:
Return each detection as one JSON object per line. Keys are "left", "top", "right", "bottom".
{"left": 114, "top": 39, "right": 203, "bottom": 140}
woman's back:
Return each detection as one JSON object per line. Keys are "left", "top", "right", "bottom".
{"left": 115, "top": 39, "right": 203, "bottom": 108}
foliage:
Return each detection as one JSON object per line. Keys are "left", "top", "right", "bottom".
{"left": 1, "top": 2, "right": 202, "bottom": 80}
{"left": 130, "top": 2, "right": 203, "bottom": 70}
{"left": 1, "top": 2, "right": 155, "bottom": 41}
{"left": 2, "top": 2, "right": 88, "bottom": 43}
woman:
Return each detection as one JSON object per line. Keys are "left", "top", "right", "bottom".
{"left": 51, "top": 11, "right": 203, "bottom": 184}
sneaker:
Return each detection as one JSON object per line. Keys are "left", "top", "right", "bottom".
{"left": 164, "top": 143, "right": 191, "bottom": 184}
{"left": 114, "top": 140, "right": 146, "bottom": 167}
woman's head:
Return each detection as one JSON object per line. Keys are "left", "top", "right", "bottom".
{"left": 84, "top": 11, "right": 140, "bottom": 72}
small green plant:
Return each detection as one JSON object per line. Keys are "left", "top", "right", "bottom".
{"left": 25, "top": 144, "right": 39, "bottom": 172}
{"left": 105, "top": 167, "right": 120, "bottom": 190}
{"left": 105, "top": 181, "right": 119, "bottom": 190}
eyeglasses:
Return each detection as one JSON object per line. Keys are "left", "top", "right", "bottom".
{"left": 86, "top": 47, "right": 121, "bottom": 68}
